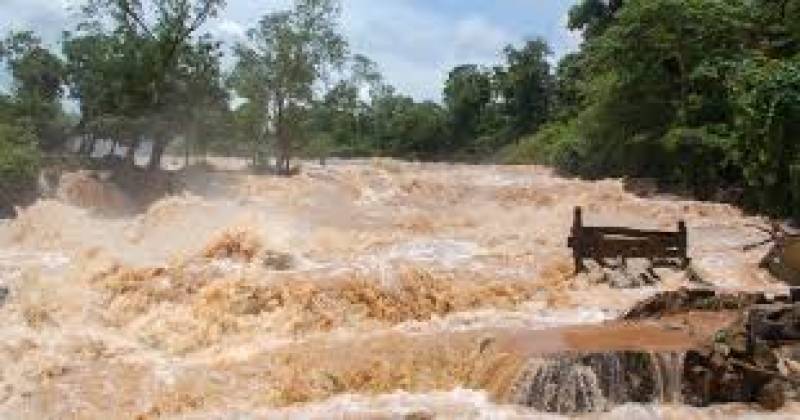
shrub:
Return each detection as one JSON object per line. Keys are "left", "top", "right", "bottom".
{"left": 0, "top": 122, "right": 40, "bottom": 216}
{"left": 500, "top": 121, "right": 580, "bottom": 166}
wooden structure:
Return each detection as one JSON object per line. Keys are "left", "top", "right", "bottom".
{"left": 567, "top": 206, "right": 689, "bottom": 273}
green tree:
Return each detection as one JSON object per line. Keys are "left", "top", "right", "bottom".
{"left": 69, "top": 0, "right": 227, "bottom": 169}
{"left": 553, "top": 52, "right": 587, "bottom": 120}
{"left": 230, "top": 0, "right": 347, "bottom": 175}
{"left": 568, "top": 0, "right": 624, "bottom": 39}
{"left": 555, "top": 0, "right": 750, "bottom": 178}
{"left": 729, "top": 55, "right": 800, "bottom": 215}
{"left": 515, "top": 0, "right": 800, "bottom": 219}
{"left": 497, "top": 39, "right": 554, "bottom": 139}
{"left": 443, "top": 64, "right": 493, "bottom": 149}
{"left": 0, "top": 31, "right": 67, "bottom": 150}
{"left": 0, "top": 97, "right": 40, "bottom": 215}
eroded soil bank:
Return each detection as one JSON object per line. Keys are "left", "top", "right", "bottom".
{"left": 0, "top": 159, "right": 796, "bottom": 418}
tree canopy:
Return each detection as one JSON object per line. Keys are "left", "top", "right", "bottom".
{"left": 65, "top": 0, "right": 228, "bottom": 169}
{"left": 230, "top": 0, "right": 346, "bottom": 173}
{"left": 510, "top": 0, "right": 800, "bottom": 219}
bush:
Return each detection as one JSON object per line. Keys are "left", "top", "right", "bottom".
{"left": 0, "top": 122, "right": 40, "bottom": 216}
{"left": 500, "top": 121, "right": 579, "bottom": 165}
{"left": 729, "top": 55, "right": 800, "bottom": 216}
{"left": 660, "top": 126, "right": 740, "bottom": 198}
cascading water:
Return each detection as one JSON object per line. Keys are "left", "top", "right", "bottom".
{"left": 651, "top": 351, "right": 686, "bottom": 404}
{"left": 512, "top": 358, "right": 608, "bottom": 413}
{"left": 510, "top": 351, "right": 688, "bottom": 414}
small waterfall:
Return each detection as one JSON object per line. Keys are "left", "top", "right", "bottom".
{"left": 650, "top": 352, "right": 685, "bottom": 404}
{"left": 512, "top": 358, "right": 607, "bottom": 413}
{"left": 510, "top": 351, "right": 687, "bottom": 414}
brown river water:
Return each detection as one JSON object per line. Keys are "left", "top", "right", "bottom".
{"left": 0, "top": 159, "right": 797, "bottom": 419}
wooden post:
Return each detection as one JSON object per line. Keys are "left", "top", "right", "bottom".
{"left": 678, "top": 221, "right": 689, "bottom": 268}
{"left": 572, "top": 207, "right": 586, "bottom": 273}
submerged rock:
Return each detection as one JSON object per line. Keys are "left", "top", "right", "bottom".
{"left": 758, "top": 380, "right": 787, "bottom": 411}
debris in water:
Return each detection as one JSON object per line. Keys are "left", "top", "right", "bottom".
{"left": 568, "top": 206, "right": 690, "bottom": 283}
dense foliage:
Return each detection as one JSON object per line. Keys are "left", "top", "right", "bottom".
{"left": 0, "top": 33, "right": 56, "bottom": 214}
{"left": 0, "top": 117, "right": 40, "bottom": 215}
{"left": 508, "top": 0, "right": 800, "bottom": 219}
{"left": 65, "top": 0, "right": 229, "bottom": 169}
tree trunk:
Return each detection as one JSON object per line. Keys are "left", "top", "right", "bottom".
{"left": 184, "top": 135, "right": 190, "bottom": 169}
{"left": 149, "top": 138, "right": 166, "bottom": 171}
{"left": 80, "top": 134, "right": 96, "bottom": 157}
{"left": 126, "top": 138, "right": 139, "bottom": 168}
{"left": 275, "top": 98, "right": 291, "bottom": 176}
{"left": 251, "top": 136, "right": 258, "bottom": 169}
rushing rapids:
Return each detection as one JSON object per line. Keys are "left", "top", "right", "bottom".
{"left": 0, "top": 159, "right": 798, "bottom": 418}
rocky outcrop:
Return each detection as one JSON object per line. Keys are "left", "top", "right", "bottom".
{"left": 510, "top": 291, "right": 800, "bottom": 414}
{"left": 624, "top": 289, "right": 773, "bottom": 320}
{"left": 627, "top": 290, "right": 800, "bottom": 411}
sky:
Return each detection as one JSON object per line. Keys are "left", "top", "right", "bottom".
{"left": 0, "top": 0, "right": 582, "bottom": 101}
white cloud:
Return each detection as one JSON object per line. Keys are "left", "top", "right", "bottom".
{"left": 341, "top": 1, "right": 513, "bottom": 101}
{"left": 212, "top": 19, "right": 247, "bottom": 41}
{"left": 0, "top": 0, "right": 71, "bottom": 44}
{"left": 454, "top": 16, "right": 514, "bottom": 59}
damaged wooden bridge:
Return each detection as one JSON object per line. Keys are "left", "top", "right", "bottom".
{"left": 568, "top": 206, "right": 690, "bottom": 273}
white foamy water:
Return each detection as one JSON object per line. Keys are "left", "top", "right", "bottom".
{"left": 181, "top": 391, "right": 800, "bottom": 420}
{"left": 385, "top": 239, "right": 481, "bottom": 267}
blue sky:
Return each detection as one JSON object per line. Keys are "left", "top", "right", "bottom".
{"left": 1, "top": 0, "right": 582, "bottom": 101}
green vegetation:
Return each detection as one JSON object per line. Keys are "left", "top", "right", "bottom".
{"left": 508, "top": 0, "right": 800, "bottom": 219}
{"left": 0, "top": 32, "right": 57, "bottom": 214}
{"left": 229, "top": 0, "right": 347, "bottom": 174}
{"left": 0, "top": 118, "right": 40, "bottom": 216}
{"left": 64, "top": 0, "right": 228, "bottom": 169}
{"left": 0, "top": 0, "right": 797, "bottom": 218}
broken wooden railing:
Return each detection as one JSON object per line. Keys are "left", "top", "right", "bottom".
{"left": 567, "top": 206, "right": 690, "bottom": 273}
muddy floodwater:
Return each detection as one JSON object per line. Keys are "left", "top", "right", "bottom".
{"left": 0, "top": 159, "right": 797, "bottom": 418}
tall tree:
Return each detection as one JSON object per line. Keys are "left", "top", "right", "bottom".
{"left": 443, "top": 64, "right": 492, "bottom": 148}
{"left": 231, "top": 0, "right": 347, "bottom": 175}
{"left": 69, "top": 0, "right": 226, "bottom": 169}
{"left": 313, "top": 54, "right": 382, "bottom": 154}
{"left": 0, "top": 31, "right": 67, "bottom": 149}
{"left": 498, "top": 39, "right": 555, "bottom": 139}
{"left": 553, "top": 52, "right": 587, "bottom": 120}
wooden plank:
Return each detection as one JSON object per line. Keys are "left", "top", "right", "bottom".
{"left": 582, "top": 226, "right": 683, "bottom": 239}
